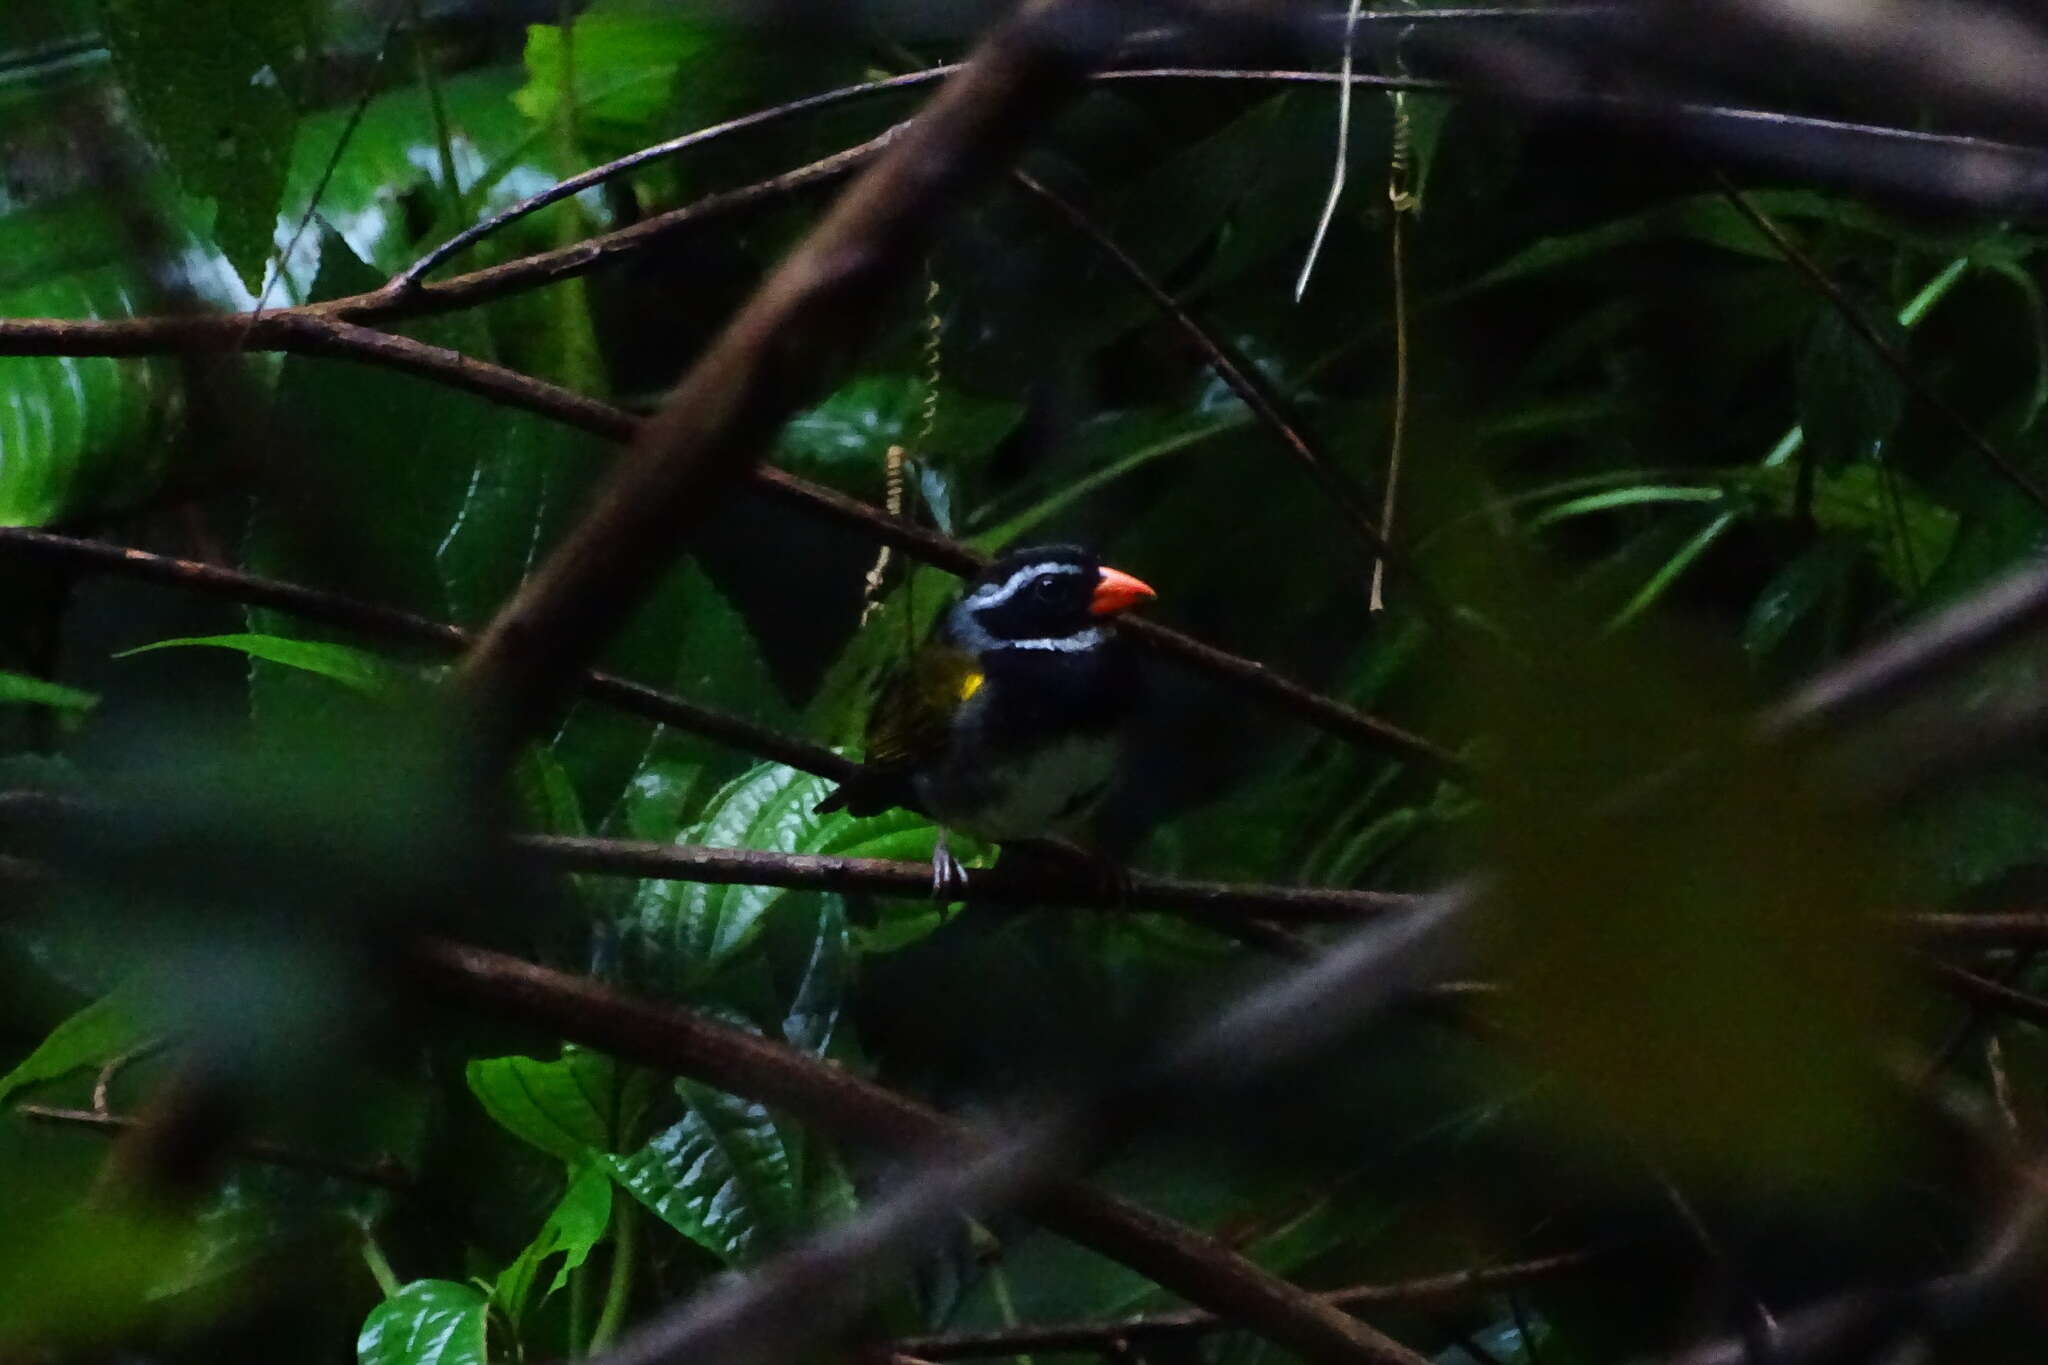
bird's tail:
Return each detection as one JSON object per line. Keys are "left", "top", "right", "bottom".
{"left": 813, "top": 768, "right": 909, "bottom": 818}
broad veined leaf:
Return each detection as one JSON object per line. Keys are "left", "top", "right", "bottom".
{"left": 622, "top": 761, "right": 956, "bottom": 983}
{"left": 247, "top": 231, "right": 598, "bottom": 717}
{"left": 467, "top": 1048, "right": 649, "bottom": 1164}
{"left": 0, "top": 984, "right": 142, "bottom": 1106}
{"left": 115, "top": 635, "right": 413, "bottom": 695}
{"left": 0, "top": 271, "right": 177, "bottom": 527}
{"left": 95, "top": 0, "right": 307, "bottom": 290}
{"left": 494, "top": 1158, "right": 613, "bottom": 1327}
{"left": 601, "top": 1078, "right": 801, "bottom": 1266}
{"left": 0, "top": 669, "right": 94, "bottom": 712}
{"left": 357, "top": 1280, "right": 489, "bottom": 1365}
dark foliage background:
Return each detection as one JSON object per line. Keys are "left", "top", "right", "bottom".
{"left": 4, "top": 2, "right": 2048, "bottom": 1363}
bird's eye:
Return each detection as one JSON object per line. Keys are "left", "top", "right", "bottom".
{"left": 1031, "top": 575, "right": 1064, "bottom": 603}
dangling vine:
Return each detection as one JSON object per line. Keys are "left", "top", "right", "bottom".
{"left": 1375, "top": 73, "right": 1419, "bottom": 614}
{"left": 859, "top": 262, "right": 945, "bottom": 632}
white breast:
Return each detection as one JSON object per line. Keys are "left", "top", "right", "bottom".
{"left": 948, "top": 733, "right": 1117, "bottom": 841}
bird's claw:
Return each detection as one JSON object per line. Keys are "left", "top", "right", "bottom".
{"left": 930, "top": 833, "right": 970, "bottom": 901}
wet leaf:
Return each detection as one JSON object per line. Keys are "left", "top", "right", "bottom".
{"left": 602, "top": 1078, "right": 800, "bottom": 1266}
{"left": 357, "top": 1280, "right": 489, "bottom": 1365}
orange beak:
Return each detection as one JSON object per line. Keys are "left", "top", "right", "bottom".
{"left": 1089, "top": 565, "right": 1158, "bottom": 617}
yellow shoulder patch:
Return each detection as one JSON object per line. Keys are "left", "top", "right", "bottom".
{"left": 957, "top": 670, "right": 985, "bottom": 702}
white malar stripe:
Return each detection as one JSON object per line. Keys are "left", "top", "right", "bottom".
{"left": 964, "top": 560, "right": 1084, "bottom": 609}
{"left": 992, "top": 626, "right": 1105, "bottom": 653}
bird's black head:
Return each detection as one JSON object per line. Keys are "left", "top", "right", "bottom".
{"left": 947, "top": 545, "right": 1156, "bottom": 652}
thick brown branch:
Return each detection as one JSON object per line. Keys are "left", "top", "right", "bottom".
{"left": 406, "top": 937, "right": 1431, "bottom": 1365}
{"left": 520, "top": 833, "right": 1420, "bottom": 924}
{"left": 886, "top": 1249, "right": 1606, "bottom": 1359}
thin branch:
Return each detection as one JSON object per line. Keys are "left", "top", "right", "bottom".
{"left": 0, "top": 526, "right": 855, "bottom": 783}
{"left": 398, "top": 73, "right": 954, "bottom": 288}
{"left": 1924, "top": 960, "right": 2048, "bottom": 1032}
{"left": 405, "top": 936, "right": 1432, "bottom": 1365}
{"left": 520, "top": 833, "right": 1420, "bottom": 924}
{"left": 449, "top": 0, "right": 1141, "bottom": 756}
{"left": 886, "top": 1249, "right": 1607, "bottom": 1359}
{"left": 1011, "top": 168, "right": 1401, "bottom": 585}
{"left": 1658, "top": 1184, "right": 2048, "bottom": 1365}
{"left": 1716, "top": 178, "right": 2048, "bottom": 518}
{"left": 13, "top": 1103, "right": 413, "bottom": 1192}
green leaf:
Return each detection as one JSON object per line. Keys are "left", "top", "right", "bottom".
{"left": 466, "top": 1048, "right": 647, "bottom": 1163}
{"left": 0, "top": 986, "right": 142, "bottom": 1106}
{"left": 514, "top": 6, "right": 716, "bottom": 137}
{"left": 0, "top": 272, "right": 178, "bottom": 527}
{"left": 0, "top": 669, "right": 95, "bottom": 712}
{"left": 357, "top": 1280, "right": 490, "bottom": 1365}
{"left": 95, "top": 0, "right": 305, "bottom": 291}
{"left": 778, "top": 374, "right": 1023, "bottom": 497}
{"left": 515, "top": 747, "right": 589, "bottom": 839}
{"left": 115, "top": 634, "right": 410, "bottom": 695}
{"left": 623, "top": 762, "right": 955, "bottom": 984}
{"left": 1743, "top": 464, "right": 1956, "bottom": 591}
{"left": 602, "top": 1078, "right": 800, "bottom": 1265}
{"left": 494, "top": 1159, "right": 613, "bottom": 1327}
{"left": 282, "top": 68, "right": 543, "bottom": 277}
{"left": 1796, "top": 303, "right": 1906, "bottom": 471}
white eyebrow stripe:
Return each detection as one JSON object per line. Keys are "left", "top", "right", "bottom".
{"left": 965, "top": 560, "right": 1084, "bottom": 609}
{"left": 990, "top": 627, "right": 1105, "bottom": 653}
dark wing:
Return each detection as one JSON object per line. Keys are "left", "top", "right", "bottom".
{"left": 814, "top": 645, "right": 982, "bottom": 817}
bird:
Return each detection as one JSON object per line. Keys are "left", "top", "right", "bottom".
{"left": 816, "top": 544, "right": 1158, "bottom": 894}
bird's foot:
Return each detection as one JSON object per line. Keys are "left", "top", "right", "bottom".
{"left": 930, "top": 831, "right": 970, "bottom": 901}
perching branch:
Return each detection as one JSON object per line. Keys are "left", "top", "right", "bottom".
{"left": 520, "top": 833, "right": 1420, "bottom": 925}
{"left": 406, "top": 936, "right": 1434, "bottom": 1365}
{"left": 548, "top": 527, "right": 2048, "bottom": 1365}
{"left": 450, "top": 0, "right": 1145, "bottom": 756}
